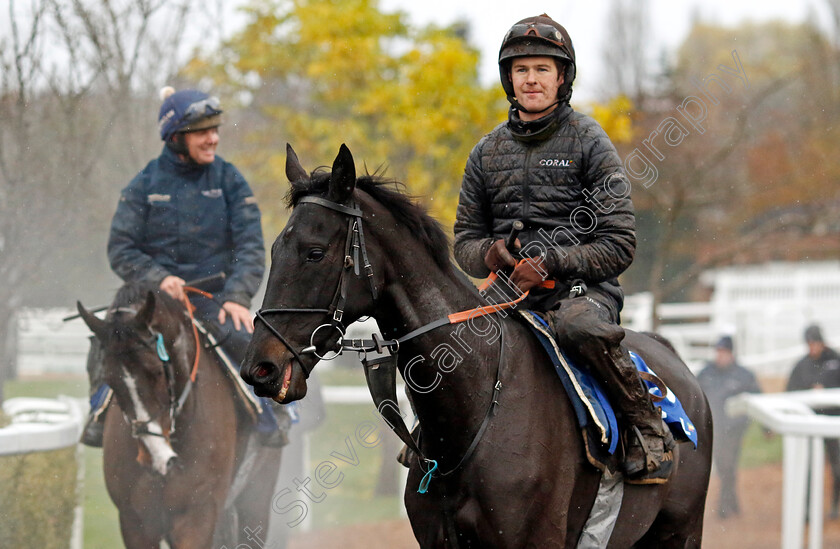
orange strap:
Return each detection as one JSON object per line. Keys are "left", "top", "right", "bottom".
{"left": 182, "top": 286, "right": 213, "bottom": 382}
{"left": 449, "top": 260, "right": 555, "bottom": 325}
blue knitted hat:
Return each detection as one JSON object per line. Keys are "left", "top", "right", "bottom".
{"left": 158, "top": 87, "right": 223, "bottom": 141}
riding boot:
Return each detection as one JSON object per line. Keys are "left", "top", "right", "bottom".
{"left": 81, "top": 384, "right": 112, "bottom": 447}
{"left": 581, "top": 343, "right": 675, "bottom": 483}
{"left": 81, "top": 337, "right": 108, "bottom": 448}
{"left": 80, "top": 415, "right": 105, "bottom": 447}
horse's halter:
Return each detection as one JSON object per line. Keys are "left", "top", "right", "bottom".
{"left": 254, "top": 195, "right": 379, "bottom": 378}
{"left": 121, "top": 330, "right": 192, "bottom": 441}
{"left": 111, "top": 300, "right": 202, "bottom": 441}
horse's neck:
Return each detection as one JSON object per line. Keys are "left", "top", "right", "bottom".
{"left": 373, "top": 247, "right": 503, "bottom": 460}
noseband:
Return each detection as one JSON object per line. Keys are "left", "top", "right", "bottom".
{"left": 254, "top": 195, "right": 378, "bottom": 378}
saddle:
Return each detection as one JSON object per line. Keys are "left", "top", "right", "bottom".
{"left": 517, "top": 310, "right": 697, "bottom": 472}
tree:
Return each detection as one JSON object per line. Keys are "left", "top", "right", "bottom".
{"left": 0, "top": 0, "right": 201, "bottom": 398}
{"left": 185, "top": 0, "right": 507, "bottom": 236}
{"left": 601, "top": 0, "right": 651, "bottom": 104}
{"left": 617, "top": 19, "right": 839, "bottom": 326}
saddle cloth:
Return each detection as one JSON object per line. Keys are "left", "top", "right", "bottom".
{"left": 518, "top": 311, "right": 698, "bottom": 470}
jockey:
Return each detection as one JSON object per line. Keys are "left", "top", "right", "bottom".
{"left": 453, "top": 14, "right": 674, "bottom": 483}
{"left": 80, "top": 87, "right": 290, "bottom": 448}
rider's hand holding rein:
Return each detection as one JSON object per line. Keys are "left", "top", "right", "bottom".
{"left": 484, "top": 238, "right": 519, "bottom": 272}
{"left": 160, "top": 275, "right": 187, "bottom": 301}
{"left": 510, "top": 256, "right": 547, "bottom": 293}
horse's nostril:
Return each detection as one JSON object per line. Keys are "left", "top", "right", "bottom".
{"left": 256, "top": 365, "right": 271, "bottom": 378}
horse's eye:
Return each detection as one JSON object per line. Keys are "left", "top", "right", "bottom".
{"left": 306, "top": 248, "right": 325, "bottom": 262}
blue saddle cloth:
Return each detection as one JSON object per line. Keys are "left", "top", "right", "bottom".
{"left": 519, "top": 311, "right": 698, "bottom": 456}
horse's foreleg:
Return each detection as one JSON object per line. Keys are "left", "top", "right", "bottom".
{"left": 168, "top": 503, "right": 222, "bottom": 549}
{"left": 118, "top": 509, "right": 161, "bottom": 549}
{"left": 232, "top": 445, "right": 284, "bottom": 545}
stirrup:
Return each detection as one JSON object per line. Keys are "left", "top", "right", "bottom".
{"left": 623, "top": 424, "right": 674, "bottom": 485}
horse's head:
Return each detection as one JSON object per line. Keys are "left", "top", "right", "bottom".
{"left": 241, "top": 144, "right": 391, "bottom": 403}
{"left": 77, "top": 285, "right": 193, "bottom": 476}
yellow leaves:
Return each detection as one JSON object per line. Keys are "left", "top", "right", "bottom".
{"left": 585, "top": 95, "right": 635, "bottom": 144}
{"left": 222, "top": 1, "right": 501, "bottom": 236}
{"left": 186, "top": 0, "right": 506, "bottom": 237}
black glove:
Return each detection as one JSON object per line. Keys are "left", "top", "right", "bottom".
{"left": 510, "top": 257, "right": 547, "bottom": 293}
{"left": 483, "top": 239, "right": 518, "bottom": 272}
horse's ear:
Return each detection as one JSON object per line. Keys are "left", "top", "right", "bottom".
{"left": 134, "top": 291, "right": 156, "bottom": 327}
{"left": 328, "top": 143, "right": 356, "bottom": 204}
{"left": 285, "top": 143, "right": 309, "bottom": 185}
{"left": 76, "top": 301, "right": 108, "bottom": 340}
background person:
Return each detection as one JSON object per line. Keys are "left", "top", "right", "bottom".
{"left": 696, "top": 335, "right": 761, "bottom": 518}
{"left": 787, "top": 324, "right": 840, "bottom": 518}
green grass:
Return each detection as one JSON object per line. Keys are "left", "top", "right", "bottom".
{"left": 304, "top": 395, "right": 405, "bottom": 530}
{"left": 317, "top": 363, "right": 368, "bottom": 385}
{"left": 740, "top": 421, "right": 783, "bottom": 468}
{"left": 4, "top": 377, "right": 121, "bottom": 547}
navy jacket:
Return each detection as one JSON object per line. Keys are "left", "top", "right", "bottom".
{"left": 108, "top": 147, "right": 265, "bottom": 307}
{"left": 696, "top": 361, "right": 761, "bottom": 437}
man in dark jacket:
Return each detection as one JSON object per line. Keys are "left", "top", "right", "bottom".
{"left": 787, "top": 324, "right": 840, "bottom": 518}
{"left": 454, "top": 14, "right": 673, "bottom": 483}
{"left": 81, "top": 87, "right": 288, "bottom": 447}
{"left": 697, "top": 335, "right": 761, "bottom": 518}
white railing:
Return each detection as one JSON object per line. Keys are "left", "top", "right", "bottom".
{"left": 729, "top": 388, "right": 840, "bottom": 549}
{"left": 0, "top": 396, "right": 87, "bottom": 549}
{"left": 0, "top": 397, "right": 86, "bottom": 455}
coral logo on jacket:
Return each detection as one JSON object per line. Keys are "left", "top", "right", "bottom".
{"left": 539, "top": 158, "right": 574, "bottom": 167}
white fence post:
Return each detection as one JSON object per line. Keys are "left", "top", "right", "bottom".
{"left": 730, "top": 388, "right": 840, "bottom": 549}
{"left": 0, "top": 396, "right": 86, "bottom": 549}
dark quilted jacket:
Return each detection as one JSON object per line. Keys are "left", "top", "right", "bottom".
{"left": 454, "top": 104, "right": 635, "bottom": 307}
{"left": 108, "top": 146, "right": 265, "bottom": 307}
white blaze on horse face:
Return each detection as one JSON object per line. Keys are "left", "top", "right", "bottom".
{"left": 123, "top": 366, "right": 177, "bottom": 476}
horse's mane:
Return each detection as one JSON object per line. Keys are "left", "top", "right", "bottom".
{"left": 286, "top": 169, "right": 452, "bottom": 272}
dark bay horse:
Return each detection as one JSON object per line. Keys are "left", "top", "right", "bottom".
{"left": 241, "top": 144, "right": 713, "bottom": 548}
{"left": 78, "top": 283, "right": 280, "bottom": 548}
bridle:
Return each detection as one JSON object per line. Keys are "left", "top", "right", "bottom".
{"left": 112, "top": 290, "right": 206, "bottom": 441}
{"left": 125, "top": 331, "right": 183, "bottom": 440}
{"left": 251, "top": 194, "right": 547, "bottom": 493}
{"left": 254, "top": 195, "right": 378, "bottom": 378}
